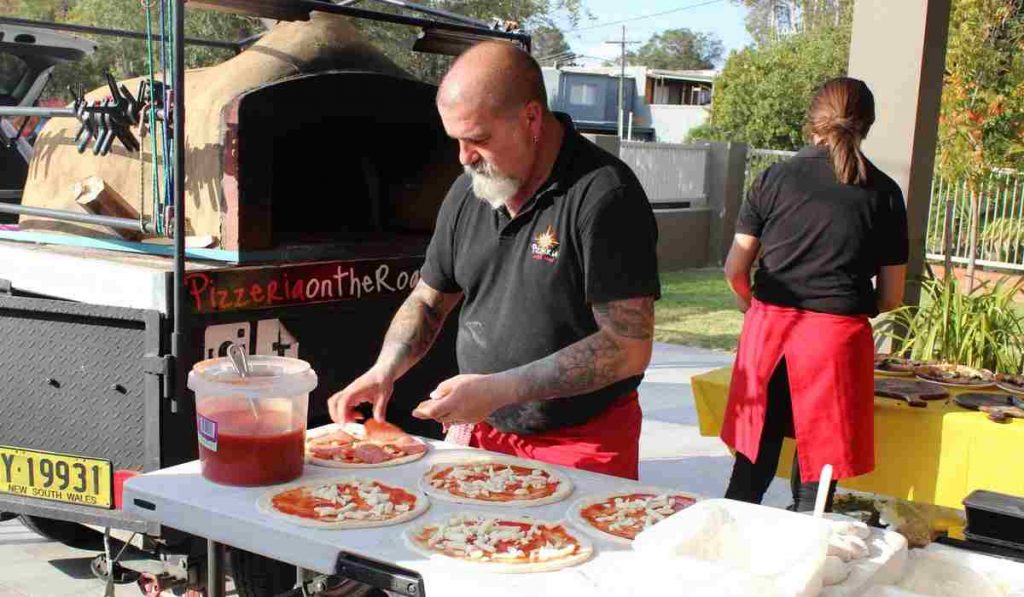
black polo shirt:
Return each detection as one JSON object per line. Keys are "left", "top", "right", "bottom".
{"left": 420, "top": 114, "right": 660, "bottom": 435}
{"left": 736, "top": 145, "right": 908, "bottom": 316}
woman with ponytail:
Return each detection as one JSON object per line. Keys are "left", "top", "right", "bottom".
{"left": 720, "top": 78, "right": 908, "bottom": 511}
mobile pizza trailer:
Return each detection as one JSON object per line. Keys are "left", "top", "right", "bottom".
{"left": 0, "top": 3, "right": 528, "bottom": 593}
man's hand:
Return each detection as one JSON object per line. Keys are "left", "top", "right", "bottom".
{"left": 327, "top": 367, "right": 394, "bottom": 424}
{"left": 326, "top": 280, "right": 462, "bottom": 424}
{"left": 411, "top": 374, "right": 513, "bottom": 426}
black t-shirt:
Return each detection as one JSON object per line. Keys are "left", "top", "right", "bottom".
{"left": 419, "top": 114, "right": 660, "bottom": 435}
{"left": 736, "top": 145, "right": 908, "bottom": 316}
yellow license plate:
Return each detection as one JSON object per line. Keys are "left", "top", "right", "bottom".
{"left": 0, "top": 446, "right": 113, "bottom": 509}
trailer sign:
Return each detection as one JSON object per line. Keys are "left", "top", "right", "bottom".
{"left": 185, "top": 257, "right": 423, "bottom": 314}
{"left": 0, "top": 446, "right": 113, "bottom": 509}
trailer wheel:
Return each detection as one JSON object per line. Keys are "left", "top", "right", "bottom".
{"left": 229, "top": 548, "right": 296, "bottom": 597}
{"left": 18, "top": 515, "right": 104, "bottom": 548}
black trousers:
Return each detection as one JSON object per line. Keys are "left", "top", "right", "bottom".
{"left": 724, "top": 358, "right": 838, "bottom": 512}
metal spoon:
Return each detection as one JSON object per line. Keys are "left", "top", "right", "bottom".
{"left": 227, "top": 344, "right": 260, "bottom": 420}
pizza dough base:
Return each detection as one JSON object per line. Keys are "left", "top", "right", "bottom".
{"left": 256, "top": 477, "right": 429, "bottom": 529}
{"left": 305, "top": 423, "right": 429, "bottom": 469}
{"left": 566, "top": 486, "right": 702, "bottom": 545}
{"left": 418, "top": 455, "right": 573, "bottom": 507}
{"left": 402, "top": 514, "right": 594, "bottom": 574}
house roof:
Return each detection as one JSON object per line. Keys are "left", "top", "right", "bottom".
{"left": 542, "top": 65, "right": 717, "bottom": 84}
{"left": 648, "top": 69, "right": 716, "bottom": 83}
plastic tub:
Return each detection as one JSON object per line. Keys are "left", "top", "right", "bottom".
{"left": 632, "top": 498, "right": 832, "bottom": 597}
{"left": 187, "top": 356, "right": 318, "bottom": 487}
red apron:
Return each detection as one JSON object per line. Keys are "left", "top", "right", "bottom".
{"left": 470, "top": 392, "right": 642, "bottom": 479}
{"left": 722, "top": 299, "right": 875, "bottom": 482}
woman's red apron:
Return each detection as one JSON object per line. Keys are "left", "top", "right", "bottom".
{"left": 722, "top": 299, "right": 875, "bottom": 482}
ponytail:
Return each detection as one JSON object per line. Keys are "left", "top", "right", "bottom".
{"left": 805, "top": 78, "right": 875, "bottom": 186}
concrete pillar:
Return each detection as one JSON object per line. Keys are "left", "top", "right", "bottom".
{"left": 847, "top": 0, "right": 952, "bottom": 305}
{"left": 705, "top": 142, "right": 749, "bottom": 266}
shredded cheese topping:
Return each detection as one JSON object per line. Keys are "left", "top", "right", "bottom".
{"left": 419, "top": 514, "right": 577, "bottom": 563}
{"left": 303, "top": 480, "right": 407, "bottom": 522}
{"left": 432, "top": 464, "right": 557, "bottom": 499}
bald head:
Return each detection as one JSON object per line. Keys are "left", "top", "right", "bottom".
{"left": 438, "top": 42, "right": 548, "bottom": 116}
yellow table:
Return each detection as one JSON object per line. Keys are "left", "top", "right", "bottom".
{"left": 692, "top": 367, "right": 1024, "bottom": 510}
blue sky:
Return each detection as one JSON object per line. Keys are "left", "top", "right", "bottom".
{"left": 550, "top": 0, "right": 752, "bottom": 67}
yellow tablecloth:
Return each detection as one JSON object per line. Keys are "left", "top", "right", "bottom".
{"left": 692, "top": 367, "right": 1024, "bottom": 510}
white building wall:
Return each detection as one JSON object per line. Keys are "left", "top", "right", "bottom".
{"left": 648, "top": 104, "right": 711, "bottom": 143}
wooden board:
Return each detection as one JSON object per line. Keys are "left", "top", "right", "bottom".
{"left": 874, "top": 378, "right": 949, "bottom": 407}
{"left": 954, "top": 392, "right": 1015, "bottom": 411}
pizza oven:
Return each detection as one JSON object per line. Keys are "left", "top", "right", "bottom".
{"left": 223, "top": 69, "right": 463, "bottom": 256}
{"left": 16, "top": 13, "right": 465, "bottom": 260}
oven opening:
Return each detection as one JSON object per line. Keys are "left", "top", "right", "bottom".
{"left": 236, "top": 71, "right": 462, "bottom": 250}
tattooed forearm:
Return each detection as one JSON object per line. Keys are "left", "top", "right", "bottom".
{"left": 376, "top": 282, "right": 460, "bottom": 379}
{"left": 505, "top": 332, "right": 625, "bottom": 402}
{"left": 592, "top": 298, "right": 655, "bottom": 340}
{"left": 497, "top": 296, "right": 655, "bottom": 403}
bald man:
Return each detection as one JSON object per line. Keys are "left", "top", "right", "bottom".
{"left": 328, "top": 42, "right": 659, "bottom": 479}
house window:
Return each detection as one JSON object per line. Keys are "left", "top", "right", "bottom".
{"left": 569, "top": 82, "right": 598, "bottom": 106}
{"left": 651, "top": 80, "right": 713, "bottom": 106}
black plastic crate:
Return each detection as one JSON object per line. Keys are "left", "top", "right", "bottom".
{"left": 964, "top": 490, "right": 1024, "bottom": 553}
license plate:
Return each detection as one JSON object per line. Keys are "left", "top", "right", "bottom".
{"left": 0, "top": 446, "right": 113, "bottom": 509}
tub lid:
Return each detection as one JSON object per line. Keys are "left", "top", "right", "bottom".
{"left": 187, "top": 355, "right": 318, "bottom": 398}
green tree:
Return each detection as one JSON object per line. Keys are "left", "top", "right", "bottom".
{"left": 531, "top": 24, "right": 572, "bottom": 65}
{"left": 688, "top": 23, "right": 849, "bottom": 149}
{"left": 732, "top": 0, "right": 853, "bottom": 45}
{"left": 6, "top": 0, "right": 259, "bottom": 101}
{"left": 936, "top": 0, "right": 1024, "bottom": 287}
{"left": 622, "top": 28, "right": 723, "bottom": 70}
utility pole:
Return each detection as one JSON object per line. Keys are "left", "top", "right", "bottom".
{"left": 605, "top": 25, "right": 638, "bottom": 139}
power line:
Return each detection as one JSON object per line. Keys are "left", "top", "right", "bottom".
{"left": 565, "top": 0, "right": 727, "bottom": 34}
{"left": 606, "top": 26, "right": 640, "bottom": 139}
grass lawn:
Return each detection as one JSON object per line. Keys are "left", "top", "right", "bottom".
{"left": 655, "top": 269, "right": 743, "bottom": 351}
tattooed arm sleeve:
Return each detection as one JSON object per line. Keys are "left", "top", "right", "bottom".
{"left": 496, "top": 296, "right": 655, "bottom": 403}
{"left": 374, "top": 280, "right": 462, "bottom": 381}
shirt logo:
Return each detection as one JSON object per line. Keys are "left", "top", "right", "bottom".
{"left": 530, "top": 225, "right": 560, "bottom": 263}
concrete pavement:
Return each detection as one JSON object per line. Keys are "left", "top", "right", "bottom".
{"left": 0, "top": 342, "right": 770, "bottom": 596}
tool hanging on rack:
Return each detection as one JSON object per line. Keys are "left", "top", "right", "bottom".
{"left": 69, "top": 73, "right": 170, "bottom": 156}
{"left": 0, "top": 72, "right": 168, "bottom": 157}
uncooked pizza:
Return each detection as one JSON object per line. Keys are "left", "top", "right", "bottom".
{"left": 306, "top": 420, "right": 428, "bottom": 468}
{"left": 257, "top": 477, "right": 428, "bottom": 529}
{"left": 995, "top": 373, "right": 1024, "bottom": 395}
{"left": 916, "top": 363, "right": 995, "bottom": 388}
{"left": 569, "top": 488, "right": 700, "bottom": 543}
{"left": 404, "top": 513, "right": 593, "bottom": 573}
{"left": 874, "top": 354, "right": 921, "bottom": 377}
{"left": 420, "top": 456, "right": 572, "bottom": 507}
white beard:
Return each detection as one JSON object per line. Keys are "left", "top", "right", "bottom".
{"left": 465, "top": 162, "right": 522, "bottom": 209}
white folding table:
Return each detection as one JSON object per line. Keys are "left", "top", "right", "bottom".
{"left": 122, "top": 435, "right": 907, "bottom": 596}
{"left": 123, "top": 438, "right": 668, "bottom": 596}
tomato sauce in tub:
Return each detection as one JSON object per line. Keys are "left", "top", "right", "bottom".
{"left": 197, "top": 405, "right": 305, "bottom": 486}
{"left": 189, "top": 356, "right": 317, "bottom": 487}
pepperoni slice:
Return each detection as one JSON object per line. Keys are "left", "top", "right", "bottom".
{"left": 352, "top": 442, "right": 391, "bottom": 464}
